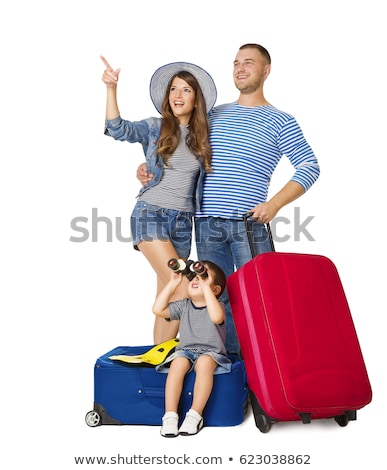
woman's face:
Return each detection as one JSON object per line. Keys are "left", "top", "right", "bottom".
{"left": 168, "top": 76, "right": 196, "bottom": 125}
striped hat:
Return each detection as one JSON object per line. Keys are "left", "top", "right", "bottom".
{"left": 149, "top": 62, "right": 217, "bottom": 114}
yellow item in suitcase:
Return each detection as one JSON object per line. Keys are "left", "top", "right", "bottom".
{"left": 109, "top": 338, "right": 179, "bottom": 365}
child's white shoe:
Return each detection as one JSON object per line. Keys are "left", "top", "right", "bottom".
{"left": 160, "top": 411, "right": 179, "bottom": 437}
{"left": 179, "top": 409, "right": 203, "bottom": 436}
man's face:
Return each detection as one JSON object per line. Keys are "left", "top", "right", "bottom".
{"left": 233, "top": 48, "right": 270, "bottom": 94}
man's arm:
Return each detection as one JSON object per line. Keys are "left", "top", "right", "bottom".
{"left": 250, "top": 181, "right": 305, "bottom": 223}
{"left": 137, "top": 162, "right": 154, "bottom": 186}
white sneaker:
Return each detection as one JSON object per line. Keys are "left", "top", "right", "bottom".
{"left": 160, "top": 411, "right": 179, "bottom": 438}
{"left": 179, "top": 409, "right": 203, "bottom": 436}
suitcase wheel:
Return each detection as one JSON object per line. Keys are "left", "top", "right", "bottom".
{"left": 255, "top": 413, "right": 271, "bottom": 433}
{"left": 334, "top": 414, "right": 349, "bottom": 427}
{"left": 85, "top": 410, "right": 102, "bottom": 427}
{"left": 249, "top": 391, "right": 273, "bottom": 433}
{"left": 334, "top": 410, "right": 356, "bottom": 427}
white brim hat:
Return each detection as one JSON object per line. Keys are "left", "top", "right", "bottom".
{"left": 149, "top": 62, "right": 217, "bottom": 114}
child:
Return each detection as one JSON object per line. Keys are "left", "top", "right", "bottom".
{"left": 152, "top": 260, "right": 231, "bottom": 437}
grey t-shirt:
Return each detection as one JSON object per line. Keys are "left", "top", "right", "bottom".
{"left": 168, "top": 298, "right": 227, "bottom": 356}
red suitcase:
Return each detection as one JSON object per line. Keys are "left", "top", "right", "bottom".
{"left": 226, "top": 217, "right": 372, "bottom": 433}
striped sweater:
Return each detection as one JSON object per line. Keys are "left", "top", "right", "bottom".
{"left": 196, "top": 102, "right": 320, "bottom": 219}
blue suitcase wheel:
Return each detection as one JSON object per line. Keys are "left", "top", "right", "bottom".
{"left": 85, "top": 410, "right": 101, "bottom": 427}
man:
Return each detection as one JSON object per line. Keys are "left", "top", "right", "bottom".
{"left": 138, "top": 44, "right": 320, "bottom": 355}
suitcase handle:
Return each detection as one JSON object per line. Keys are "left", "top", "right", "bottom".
{"left": 243, "top": 212, "right": 275, "bottom": 256}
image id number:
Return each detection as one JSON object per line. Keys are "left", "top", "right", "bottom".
{"left": 240, "top": 454, "right": 311, "bottom": 465}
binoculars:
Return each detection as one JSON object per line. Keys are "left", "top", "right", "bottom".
{"left": 167, "top": 258, "right": 208, "bottom": 281}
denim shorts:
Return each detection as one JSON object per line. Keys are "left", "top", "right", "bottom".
{"left": 156, "top": 348, "right": 232, "bottom": 375}
{"left": 130, "top": 201, "right": 193, "bottom": 258}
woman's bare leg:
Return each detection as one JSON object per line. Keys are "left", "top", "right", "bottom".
{"left": 138, "top": 239, "right": 189, "bottom": 343}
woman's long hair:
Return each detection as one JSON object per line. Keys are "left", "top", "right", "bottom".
{"left": 157, "top": 71, "right": 212, "bottom": 171}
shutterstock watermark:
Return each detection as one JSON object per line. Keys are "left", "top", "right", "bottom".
{"left": 70, "top": 208, "right": 132, "bottom": 243}
{"left": 69, "top": 207, "right": 316, "bottom": 243}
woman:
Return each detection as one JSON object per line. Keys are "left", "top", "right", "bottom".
{"left": 101, "top": 56, "right": 217, "bottom": 343}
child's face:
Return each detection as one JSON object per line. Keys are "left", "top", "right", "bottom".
{"left": 188, "top": 265, "right": 209, "bottom": 289}
{"left": 187, "top": 267, "right": 218, "bottom": 299}
{"left": 188, "top": 276, "right": 205, "bottom": 294}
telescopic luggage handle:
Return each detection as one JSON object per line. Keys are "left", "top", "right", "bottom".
{"left": 243, "top": 212, "right": 275, "bottom": 257}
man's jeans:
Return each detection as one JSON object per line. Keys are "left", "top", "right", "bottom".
{"left": 195, "top": 216, "right": 273, "bottom": 356}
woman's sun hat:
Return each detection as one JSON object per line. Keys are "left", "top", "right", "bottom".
{"left": 149, "top": 62, "right": 217, "bottom": 114}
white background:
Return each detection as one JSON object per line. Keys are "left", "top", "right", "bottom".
{"left": 1, "top": 0, "right": 385, "bottom": 468}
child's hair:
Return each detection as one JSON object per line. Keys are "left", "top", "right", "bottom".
{"left": 202, "top": 260, "right": 226, "bottom": 298}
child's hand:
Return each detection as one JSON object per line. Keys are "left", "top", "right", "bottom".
{"left": 170, "top": 271, "right": 183, "bottom": 287}
{"left": 197, "top": 270, "right": 213, "bottom": 288}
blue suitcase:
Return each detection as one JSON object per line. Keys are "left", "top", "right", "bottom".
{"left": 85, "top": 345, "right": 248, "bottom": 427}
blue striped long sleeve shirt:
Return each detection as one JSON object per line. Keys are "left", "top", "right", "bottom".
{"left": 196, "top": 102, "right": 320, "bottom": 219}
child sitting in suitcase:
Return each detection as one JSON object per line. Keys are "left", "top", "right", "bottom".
{"left": 152, "top": 260, "right": 231, "bottom": 437}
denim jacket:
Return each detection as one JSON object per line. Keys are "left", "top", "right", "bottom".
{"left": 104, "top": 116, "right": 205, "bottom": 212}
